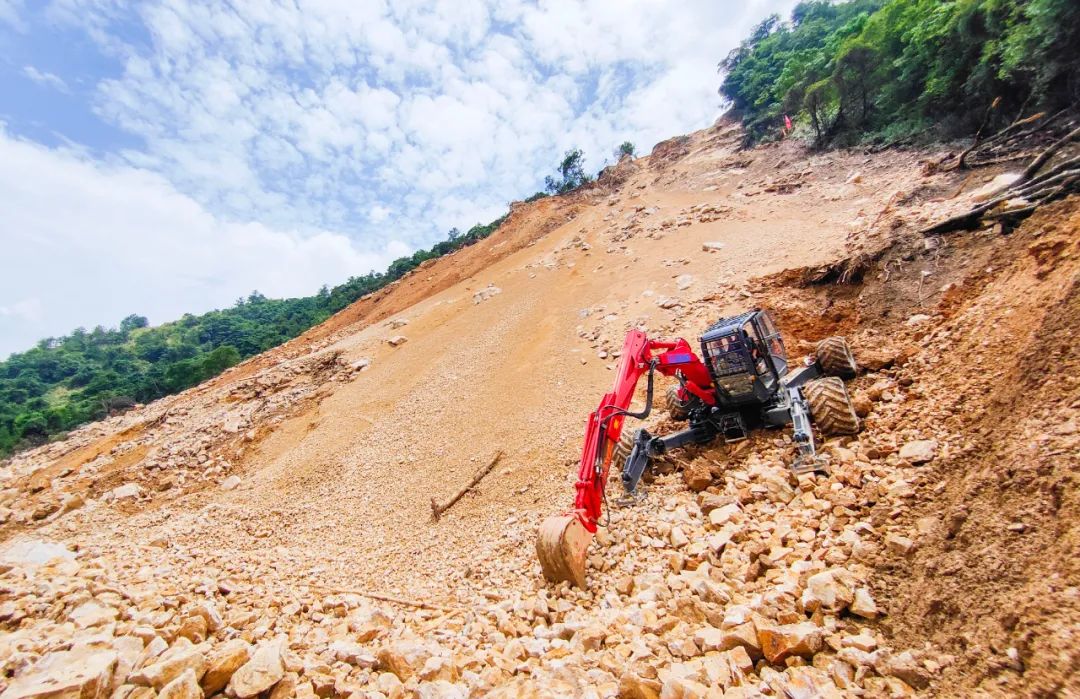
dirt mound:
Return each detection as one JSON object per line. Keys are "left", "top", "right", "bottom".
{"left": 1, "top": 122, "right": 1077, "bottom": 698}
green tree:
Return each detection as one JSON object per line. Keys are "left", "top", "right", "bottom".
{"left": 616, "top": 141, "right": 636, "bottom": 158}
{"left": 545, "top": 148, "right": 593, "bottom": 194}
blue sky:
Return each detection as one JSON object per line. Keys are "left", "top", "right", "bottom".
{"left": 0, "top": 0, "right": 793, "bottom": 357}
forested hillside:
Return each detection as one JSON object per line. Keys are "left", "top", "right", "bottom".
{"left": 0, "top": 216, "right": 505, "bottom": 455}
{"left": 720, "top": 0, "right": 1079, "bottom": 145}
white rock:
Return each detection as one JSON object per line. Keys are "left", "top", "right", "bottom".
{"left": 970, "top": 172, "right": 1021, "bottom": 202}
{"left": 228, "top": 637, "right": 285, "bottom": 698}
{"left": 702, "top": 242, "right": 726, "bottom": 252}
{"left": 899, "top": 439, "right": 938, "bottom": 464}
{"left": 111, "top": 483, "right": 143, "bottom": 500}
{"left": 221, "top": 476, "right": 241, "bottom": 491}
{"left": 2, "top": 647, "right": 117, "bottom": 699}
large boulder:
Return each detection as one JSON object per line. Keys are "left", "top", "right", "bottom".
{"left": 2, "top": 648, "right": 118, "bottom": 699}
{"left": 200, "top": 639, "right": 251, "bottom": 696}
{"left": 227, "top": 638, "right": 285, "bottom": 699}
{"left": 129, "top": 640, "right": 207, "bottom": 690}
{"left": 757, "top": 622, "right": 824, "bottom": 664}
{"left": 156, "top": 669, "right": 202, "bottom": 699}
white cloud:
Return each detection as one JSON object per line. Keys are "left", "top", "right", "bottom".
{"left": 22, "top": 65, "right": 71, "bottom": 92}
{"left": 49, "top": 0, "right": 795, "bottom": 244}
{"left": 0, "top": 0, "right": 25, "bottom": 31}
{"left": 0, "top": 128, "right": 403, "bottom": 357}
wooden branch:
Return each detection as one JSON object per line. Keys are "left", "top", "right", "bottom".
{"left": 953, "top": 98, "right": 1001, "bottom": 170}
{"left": 1018, "top": 125, "right": 1080, "bottom": 184}
{"left": 430, "top": 451, "right": 503, "bottom": 521}
{"left": 922, "top": 122, "right": 1080, "bottom": 236}
{"left": 308, "top": 585, "right": 458, "bottom": 612}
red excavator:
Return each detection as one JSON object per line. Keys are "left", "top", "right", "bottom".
{"left": 536, "top": 309, "right": 859, "bottom": 587}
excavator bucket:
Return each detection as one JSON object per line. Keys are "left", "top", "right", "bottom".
{"left": 536, "top": 514, "right": 593, "bottom": 588}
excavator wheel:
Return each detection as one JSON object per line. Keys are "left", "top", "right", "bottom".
{"left": 804, "top": 377, "right": 860, "bottom": 436}
{"left": 815, "top": 336, "right": 857, "bottom": 379}
{"left": 665, "top": 385, "right": 692, "bottom": 421}
{"left": 611, "top": 427, "right": 636, "bottom": 473}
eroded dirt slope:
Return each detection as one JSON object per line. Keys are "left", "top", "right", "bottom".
{"left": 1, "top": 122, "right": 1076, "bottom": 699}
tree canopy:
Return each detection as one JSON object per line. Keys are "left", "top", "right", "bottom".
{"left": 0, "top": 213, "right": 508, "bottom": 456}
{"left": 720, "top": 0, "right": 1080, "bottom": 146}
{"left": 545, "top": 148, "right": 593, "bottom": 194}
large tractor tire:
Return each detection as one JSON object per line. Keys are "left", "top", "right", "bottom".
{"left": 665, "top": 385, "right": 692, "bottom": 421}
{"left": 804, "top": 377, "right": 860, "bottom": 436}
{"left": 611, "top": 427, "right": 636, "bottom": 474}
{"left": 815, "top": 336, "right": 857, "bottom": 379}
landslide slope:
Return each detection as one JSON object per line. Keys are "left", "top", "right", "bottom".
{"left": 1, "top": 121, "right": 1076, "bottom": 698}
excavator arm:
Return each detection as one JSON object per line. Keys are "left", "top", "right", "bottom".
{"left": 536, "top": 329, "right": 713, "bottom": 587}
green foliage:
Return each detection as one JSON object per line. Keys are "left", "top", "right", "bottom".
{"left": 719, "top": 0, "right": 1080, "bottom": 146}
{"left": 545, "top": 148, "right": 593, "bottom": 194}
{"left": 616, "top": 141, "right": 636, "bottom": 158}
{"left": 0, "top": 210, "right": 510, "bottom": 456}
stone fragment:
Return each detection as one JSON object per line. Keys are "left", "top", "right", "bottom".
{"left": 702, "top": 242, "right": 726, "bottom": 252}
{"left": 660, "top": 677, "right": 710, "bottom": 699}
{"left": 898, "top": 440, "right": 938, "bottom": 464}
{"left": 473, "top": 284, "right": 502, "bottom": 304}
{"left": 130, "top": 641, "right": 207, "bottom": 690}
{"left": 708, "top": 503, "right": 741, "bottom": 528}
{"left": 1, "top": 648, "right": 117, "bottom": 699}
{"left": 619, "top": 672, "right": 661, "bottom": 699}
{"left": 881, "top": 651, "right": 932, "bottom": 689}
{"left": 220, "top": 476, "right": 241, "bottom": 491}
{"left": 176, "top": 615, "right": 208, "bottom": 643}
{"left": 842, "top": 633, "right": 878, "bottom": 652}
{"left": 228, "top": 638, "right": 285, "bottom": 698}
{"left": 801, "top": 568, "right": 856, "bottom": 613}
{"left": 676, "top": 275, "right": 694, "bottom": 291}
{"left": 69, "top": 600, "right": 119, "bottom": 628}
{"left": 157, "top": 668, "right": 202, "bottom": 699}
{"left": 757, "top": 622, "right": 824, "bottom": 664}
{"left": 201, "top": 639, "right": 251, "bottom": 696}
{"left": 715, "top": 623, "right": 761, "bottom": 659}
{"left": 348, "top": 605, "right": 393, "bottom": 642}
{"left": 682, "top": 461, "right": 712, "bottom": 492}
{"left": 329, "top": 641, "right": 376, "bottom": 668}
{"left": 850, "top": 588, "right": 879, "bottom": 619}
{"left": 885, "top": 534, "right": 915, "bottom": 556}
{"left": 268, "top": 673, "right": 297, "bottom": 699}
{"left": 377, "top": 641, "right": 435, "bottom": 682}
{"left": 111, "top": 483, "right": 143, "bottom": 500}
{"left": 387, "top": 336, "right": 409, "bottom": 347}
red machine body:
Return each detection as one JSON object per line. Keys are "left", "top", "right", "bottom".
{"left": 570, "top": 330, "right": 713, "bottom": 533}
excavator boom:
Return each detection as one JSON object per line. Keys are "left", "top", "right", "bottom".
{"left": 536, "top": 329, "right": 712, "bottom": 587}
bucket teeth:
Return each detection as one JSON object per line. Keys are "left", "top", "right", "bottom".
{"left": 536, "top": 515, "right": 593, "bottom": 588}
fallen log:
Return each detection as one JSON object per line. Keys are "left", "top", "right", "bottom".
{"left": 430, "top": 451, "right": 503, "bottom": 521}
{"left": 923, "top": 125, "right": 1080, "bottom": 236}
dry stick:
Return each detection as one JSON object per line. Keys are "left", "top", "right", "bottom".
{"left": 953, "top": 98, "right": 1002, "bottom": 170}
{"left": 1018, "top": 126, "right": 1080, "bottom": 184}
{"left": 430, "top": 451, "right": 503, "bottom": 521}
{"left": 993, "top": 105, "right": 1074, "bottom": 148}
{"left": 306, "top": 584, "right": 459, "bottom": 612}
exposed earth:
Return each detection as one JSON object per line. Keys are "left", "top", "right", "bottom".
{"left": 1, "top": 122, "right": 1077, "bottom": 699}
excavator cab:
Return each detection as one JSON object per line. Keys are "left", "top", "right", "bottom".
{"left": 700, "top": 309, "right": 788, "bottom": 407}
